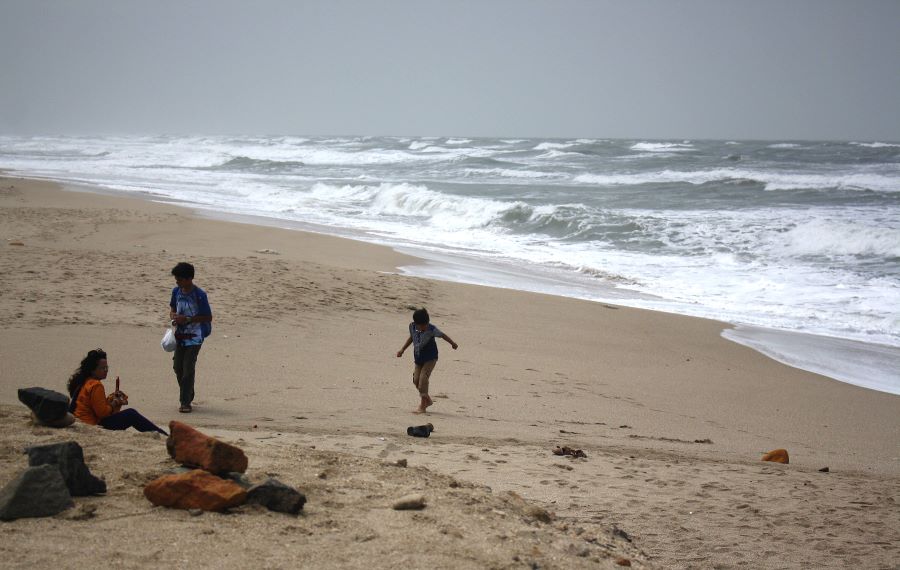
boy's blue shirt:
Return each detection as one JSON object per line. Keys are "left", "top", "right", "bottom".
{"left": 410, "top": 323, "right": 443, "bottom": 365}
{"left": 170, "top": 286, "right": 212, "bottom": 346}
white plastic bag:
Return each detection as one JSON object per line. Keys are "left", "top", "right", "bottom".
{"left": 161, "top": 327, "right": 177, "bottom": 352}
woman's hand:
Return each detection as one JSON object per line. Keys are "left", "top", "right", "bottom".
{"left": 107, "top": 391, "right": 128, "bottom": 408}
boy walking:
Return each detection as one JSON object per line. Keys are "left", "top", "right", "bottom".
{"left": 168, "top": 262, "right": 213, "bottom": 413}
{"left": 396, "top": 308, "right": 458, "bottom": 414}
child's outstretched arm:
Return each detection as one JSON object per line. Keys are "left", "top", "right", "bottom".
{"left": 397, "top": 335, "right": 412, "bottom": 358}
{"left": 441, "top": 334, "right": 459, "bottom": 350}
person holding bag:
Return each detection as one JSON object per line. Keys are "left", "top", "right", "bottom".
{"left": 168, "top": 262, "right": 213, "bottom": 413}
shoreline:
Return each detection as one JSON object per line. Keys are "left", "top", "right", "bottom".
{"left": 9, "top": 171, "right": 898, "bottom": 396}
{"left": 1, "top": 175, "right": 898, "bottom": 568}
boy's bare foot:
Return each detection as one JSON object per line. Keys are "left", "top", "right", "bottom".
{"left": 424, "top": 395, "right": 434, "bottom": 407}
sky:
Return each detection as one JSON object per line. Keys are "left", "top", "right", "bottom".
{"left": 1, "top": 0, "right": 898, "bottom": 141}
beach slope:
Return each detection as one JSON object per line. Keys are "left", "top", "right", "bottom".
{"left": 0, "top": 177, "right": 897, "bottom": 569}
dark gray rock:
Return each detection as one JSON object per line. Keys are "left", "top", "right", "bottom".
{"left": 18, "top": 387, "right": 70, "bottom": 422}
{"left": 26, "top": 441, "right": 106, "bottom": 496}
{"left": 0, "top": 464, "right": 74, "bottom": 520}
{"left": 246, "top": 478, "right": 306, "bottom": 514}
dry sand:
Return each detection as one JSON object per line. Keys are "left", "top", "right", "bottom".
{"left": 0, "top": 176, "right": 897, "bottom": 569}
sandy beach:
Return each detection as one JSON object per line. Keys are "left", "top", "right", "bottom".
{"left": 0, "top": 176, "right": 897, "bottom": 569}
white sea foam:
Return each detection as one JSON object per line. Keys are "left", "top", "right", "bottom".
{"left": 780, "top": 219, "right": 900, "bottom": 257}
{"left": 851, "top": 142, "right": 900, "bottom": 148}
{"left": 463, "top": 168, "right": 562, "bottom": 180}
{"left": 533, "top": 141, "right": 575, "bottom": 150}
{"left": 630, "top": 142, "right": 695, "bottom": 152}
{"left": 573, "top": 168, "right": 899, "bottom": 192}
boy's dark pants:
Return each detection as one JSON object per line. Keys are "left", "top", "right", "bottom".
{"left": 173, "top": 344, "right": 202, "bottom": 406}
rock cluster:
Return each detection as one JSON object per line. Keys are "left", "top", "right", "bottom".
{"left": 0, "top": 441, "right": 105, "bottom": 521}
{"left": 144, "top": 421, "right": 305, "bottom": 514}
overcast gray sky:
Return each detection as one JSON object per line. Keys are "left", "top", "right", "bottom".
{"left": 1, "top": 0, "right": 898, "bottom": 141}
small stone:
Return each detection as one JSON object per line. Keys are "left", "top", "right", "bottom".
{"left": 9, "top": 241, "right": 24, "bottom": 246}
{"left": 0, "top": 465, "right": 73, "bottom": 520}
{"left": 392, "top": 493, "right": 426, "bottom": 510}
{"left": 523, "top": 505, "right": 552, "bottom": 523}
{"left": 611, "top": 525, "right": 632, "bottom": 542}
{"left": 189, "top": 509, "right": 203, "bottom": 516}
{"left": 818, "top": 466, "right": 829, "bottom": 473}
{"left": 761, "top": 448, "right": 789, "bottom": 464}
{"left": 223, "top": 472, "right": 253, "bottom": 489}
{"left": 394, "top": 459, "right": 407, "bottom": 468}
{"left": 64, "top": 504, "right": 98, "bottom": 520}
{"left": 615, "top": 557, "right": 632, "bottom": 566}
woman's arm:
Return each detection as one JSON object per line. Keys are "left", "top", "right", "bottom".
{"left": 88, "top": 383, "right": 120, "bottom": 420}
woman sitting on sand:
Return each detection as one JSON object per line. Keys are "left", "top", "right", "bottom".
{"left": 67, "top": 348, "right": 167, "bottom": 435}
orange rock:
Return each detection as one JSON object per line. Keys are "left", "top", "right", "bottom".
{"left": 166, "top": 421, "right": 248, "bottom": 474}
{"left": 615, "top": 557, "right": 632, "bottom": 566}
{"left": 761, "top": 448, "right": 789, "bottom": 464}
{"left": 144, "top": 469, "right": 247, "bottom": 511}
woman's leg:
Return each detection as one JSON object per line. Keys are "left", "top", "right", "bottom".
{"left": 100, "top": 408, "right": 168, "bottom": 435}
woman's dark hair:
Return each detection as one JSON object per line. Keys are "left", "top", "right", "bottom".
{"left": 171, "top": 262, "right": 195, "bottom": 280}
{"left": 412, "top": 308, "right": 430, "bottom": 325}
{"left": 67, "top": 348, "right": 107, "bottom": 399}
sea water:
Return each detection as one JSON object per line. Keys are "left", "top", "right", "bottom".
{"left": 1, "top": 135, "right": 898, "bottom": 394}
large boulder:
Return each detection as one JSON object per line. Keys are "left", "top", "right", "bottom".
{"left": 166, "top": 421, "right": 248, "bottom": 474}
{"left": 0, "top": 464, "right": 73, "bottom": 520}
{"left": 26, "top": 441, "right": 106, "bottom": 496}
{"left": 18, "top": 387, "right": 70, "bottom": 423}
{"left": 246, "top": 478, "right": 306, "bottom": 514}
{"left": 144, "top": 469, "right": 247, "bottom": 512}
{"left": 761, "top": 448, "right": 790, "bottom": 464}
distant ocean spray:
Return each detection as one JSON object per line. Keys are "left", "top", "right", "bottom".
{"left": 2, "top": 135, "right": 898, "bottom": 394}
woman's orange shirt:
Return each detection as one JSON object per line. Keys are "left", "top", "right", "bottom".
{"left": 73, "top": 378, "right": 115, "bottom": 425}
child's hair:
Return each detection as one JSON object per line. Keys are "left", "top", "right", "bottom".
{"left": 171, "top": 262, "right": 195, "bottom": 279}
{"left": 412, "top": 308, "right": 430, "bottom": 325}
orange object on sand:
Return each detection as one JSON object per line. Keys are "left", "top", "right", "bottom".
{"left": 761, "top": 448, "right": 789, "bottom": 464}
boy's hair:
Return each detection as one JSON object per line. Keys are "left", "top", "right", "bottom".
{"left": 412, "top": 308, "right": 430, "bottom": 325}
{"left": 171, "top": 262, "right": 195, "bottom": 280}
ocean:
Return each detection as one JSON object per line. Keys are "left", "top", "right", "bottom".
{"left": 2, "top": 134, "right": 898, "bottom": 394}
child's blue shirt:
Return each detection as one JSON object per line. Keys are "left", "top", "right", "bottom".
{"left": 410, "top": 323, "right": 443, "bottom": 365}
